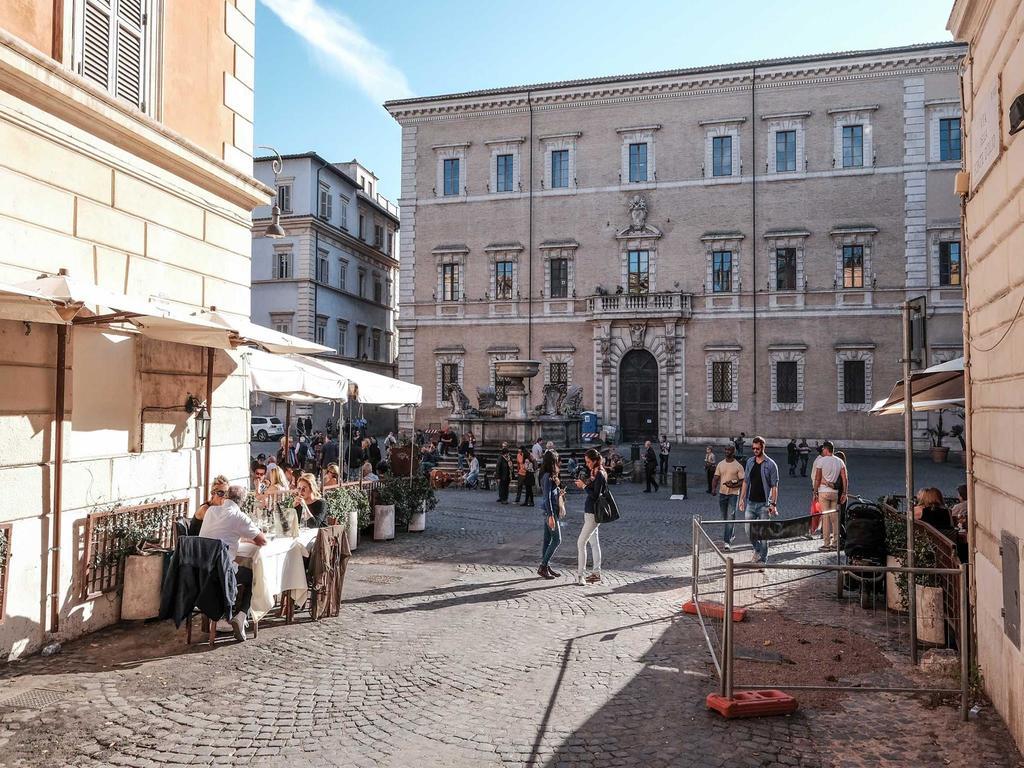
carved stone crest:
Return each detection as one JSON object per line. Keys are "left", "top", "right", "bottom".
{"left": 598, "top": 338, "right": 612, "bottom": 373}
{"left": 629, "top": 322, "right": 648, "bottom": 348}
{"left": 628, "top": 195, "right": 648, "bottom": 230}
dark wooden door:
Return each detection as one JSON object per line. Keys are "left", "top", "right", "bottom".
{"left": 620, "top": 349, "right": 658, "bottom": 441}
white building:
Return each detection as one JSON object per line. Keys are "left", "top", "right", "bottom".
{"left": 251, "top": 153, "right": 400, "bottom": 433}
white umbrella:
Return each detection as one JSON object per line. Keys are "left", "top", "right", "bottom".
{"left": 870, "top": 357, "right": 964, "bottom": 415}
{"left": 298, "top": 355, "right": 422, "bottom": 406}
{"left": 194, "top": 309, "right": 335, "bottom": 355}
{"left": 243, "top": 347, "right": 348, "bottom": 402}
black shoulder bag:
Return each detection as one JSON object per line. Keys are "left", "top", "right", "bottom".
{"left": 595, "top": 485, "right": 620, "bottom": 524}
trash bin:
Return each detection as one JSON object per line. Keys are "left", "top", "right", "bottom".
{"left": 672, "top": 465, "right": 687, "bottom": 497}
{"left": 630, "top": 442, "right": 641, "bottom": 461}
{"left": 581, "top": 411, "right": 599, "bottom": 442}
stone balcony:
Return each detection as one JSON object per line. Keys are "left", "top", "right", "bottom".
{"left": 584, "top": 291, "right": 693, "bottom": 320}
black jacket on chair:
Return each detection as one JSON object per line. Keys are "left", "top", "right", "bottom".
{"left": 159, "top": 536, "right": 237, "bottom": 627}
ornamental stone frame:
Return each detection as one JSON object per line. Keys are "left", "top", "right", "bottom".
{"left": 541, "top": 345, "right": 575, "bottom": 390}
{"left": 432, "top": 142, "right": 470, "bottom": 199}
{"left": 830, "top": 226, "right": 878, "bottom": 308}
{"left": 828, "top": 105, "right": 878, "bottom": 169}
{"left": 484, "top": 242, "right": 523, "bottom": 317}
{"left": 700, "top": 118, "right": 744, "bottom": 182}
{"left": 835, "top": 345, "right": 874, "bottom": 413}
{"left": 485, "top": 137, "right": 524, "bottom": 195}
{"left": 617, "top": 229, "right": 661, "bottom": 294}
{"left": 925, "top": 100, "right": 963, "bottom": 163}
{"left": 769, "top": 345, "right": 807, "bottom": 412}
{"left": 540, "top": 132, "right": 581, "bottom": 192}
{"left": 487, "top": 345, "right": 520, "bottom": 405}
{"left": 434, "top": 347, "right": 465, "bottom": 409}
{"left": 926, "top": 223, "right": 962, "bottom": 291}
{"left": 540, "top": 239, "right": 578, "bottom": 315}
{"left": 704, "top": 345, "right": 741, "bottom": 412}
{"left": 701, "top": 232, "right": 744, "bottom": 311}
{"left": 617, "top": 124, "right": 661, "bottom": 185}
{"left": 764, "top": 229, "right": 809, "bottom": 308}
{"left": 763, "top": 111, "right": 810, "bottom": 175}
{"left": 432, "top": 244, "right": 469, "bottom": 318}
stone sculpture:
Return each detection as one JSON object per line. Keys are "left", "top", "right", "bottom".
{"left": 448, "top": 383, "right": 479, "bottom": 417}
{"left": 560, "top": 385, "right": 584, "bottom": 417}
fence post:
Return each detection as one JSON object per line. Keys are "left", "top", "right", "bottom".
{"left": 691, "top": 516, "right": 700, "bottom": 602}
{"left": 960, "top": 564, "right": 970, "bottom": 722}
{"left": 723, "top": 556, "right": 734, "bottom": 699}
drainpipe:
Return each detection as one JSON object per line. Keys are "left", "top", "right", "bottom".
{"left": 50, "top": 320, "right": 68, "bottom": 634}
{"left": 750, "top": 67, "right": 758, "bottom": 427}
{"left": 528, "top": 90, "right": 535, "bottom": 366}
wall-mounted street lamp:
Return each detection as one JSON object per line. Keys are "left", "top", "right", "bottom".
{"left": 258, "top": 144, "right": 287, "bottom": 239}
{"left": 185, "top": 393, "right": 211, "bottom": 443}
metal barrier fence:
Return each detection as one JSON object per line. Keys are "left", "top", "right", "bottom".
{"left": 691, "top": 515, "right": 969, "bottom": 719}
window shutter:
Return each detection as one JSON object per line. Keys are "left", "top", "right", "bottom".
{"left": 114, "top": 0, "right": 146, "bottom": 109}
{"left": 82, "top": 0, "right": 113, "bottom": 90}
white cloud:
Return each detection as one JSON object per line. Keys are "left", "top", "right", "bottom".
{"left": 259, "top": 0, "right": 413, "bottom": 102}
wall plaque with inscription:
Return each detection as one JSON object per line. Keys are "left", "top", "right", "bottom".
{"left": 971, "top": 77, "right": 1002, "bottom": 190}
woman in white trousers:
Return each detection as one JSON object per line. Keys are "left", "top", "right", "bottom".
{"left": 574, "top": 448, "right": 608, "bottom": 585}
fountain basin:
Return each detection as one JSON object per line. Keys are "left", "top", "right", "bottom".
{"left": 494, "top": 359, "right": 541, "bottom": 380}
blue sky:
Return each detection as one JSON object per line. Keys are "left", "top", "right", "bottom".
{"left": 254, "top": 0, "right": 955, "bottom": 202}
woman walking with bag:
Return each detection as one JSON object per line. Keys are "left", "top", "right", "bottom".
{"left": 574, "top": 448, "right": 607, "bottom": 585}
{"left": 538, "top": 451, "right": 564, "bottom": 579}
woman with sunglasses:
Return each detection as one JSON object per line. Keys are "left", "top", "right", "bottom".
{"left": 190, "top": 475, "right": 230, "bottom": 534}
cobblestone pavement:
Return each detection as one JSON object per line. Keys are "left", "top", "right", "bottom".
{"left": 2, "top": 453, "right": 1019, "bottom": 768}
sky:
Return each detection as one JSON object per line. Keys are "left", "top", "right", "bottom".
{"left": 253, "top": 0, "right": 956, "bottom": 202}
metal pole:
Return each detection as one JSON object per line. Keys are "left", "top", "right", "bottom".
{"left": 285, "top": 400, "right": 292, "bottom": 468}
{"left": 50, "top": 322, "right": 68, "bottom": 633}
{"left": 691, "top": 515, "right": 700, "bottom": 602}
{"left": 902, "top": 300, "right": 918, "bottom": 664}
{"left": 203, "top": 347, "right": 213, "bottom": 490}
{"left": 723, "top": 556, "right": 734, "bottom": 698}
{"left": 959, "top": 564, "right": 970, "bottom": 722}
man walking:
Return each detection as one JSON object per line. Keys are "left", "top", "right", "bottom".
{"left": 786, "top": 438, "right": 798, "bottom": 477}
{"left": 733, "top": 432, "right": 747, "bottom": 461}
{"left": 811, "top": 440, "right": 847, "bottom": 550}
{"left": 798, "top": 438, "right": 810, "bottom": 477}
{"left": 738, "top": 436, "right": 780, "bottom": 565}
{"left": 712, "top": 444, "right": 745, "bottom": 550}
{"left": 496, "top": 446, "right": 512, "bottom": 504}
{"left": 658, "top": 435, "right": 671, "bottom": 483}
{"left": 642, "top": 439, "right": 659, "bottom": 493}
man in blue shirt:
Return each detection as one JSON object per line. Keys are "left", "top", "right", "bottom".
{"left": 738, "top": 436, "right": 780, "bottom": 564}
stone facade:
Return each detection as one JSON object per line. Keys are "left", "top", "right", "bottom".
{"left": 386, "top": 43, "right": 966, "bottom": 447}
{"left": 948, "top": 0, "right": 1024, "bottom": 753}
{"left": 0, "top": 2, "right": 270, "bottom": 658}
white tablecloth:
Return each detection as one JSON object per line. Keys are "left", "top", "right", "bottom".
{"left": 238, "top": 527, "right": 318, "bottom": 620}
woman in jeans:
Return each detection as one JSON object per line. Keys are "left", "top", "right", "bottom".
{"left": 574, "top": 448, "right": 607, "bottom": 585}
{"left": 538, "top": 451, "right": 563, "bottom": 579}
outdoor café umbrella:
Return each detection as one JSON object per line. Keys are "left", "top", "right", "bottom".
{"left": 869, "top": 357, "right": 964, "bottom": 415}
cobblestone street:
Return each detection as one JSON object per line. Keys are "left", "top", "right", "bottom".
{"left": 1, "top": 452, "right": 1020, "bottom": 768}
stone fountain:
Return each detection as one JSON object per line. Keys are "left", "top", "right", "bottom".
{"left": 446, "top": 359, "right": 583, "bottom": 448}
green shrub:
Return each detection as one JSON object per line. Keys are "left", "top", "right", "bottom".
{"left": 323, "top": 487, "right": 372, "bottom": 530}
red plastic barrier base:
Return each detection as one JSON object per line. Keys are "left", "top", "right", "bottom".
{"left": 681, "top": 599, "right": 747, "bottom": 622}
{"left": 706, "top": 690, "right": 799, "bottom": 719}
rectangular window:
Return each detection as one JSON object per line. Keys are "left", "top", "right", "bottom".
{"left": 776, "top": 130, "right": 797, "bottom": 172}
{"left": 550, "top": 362, "right": 568, "bottom": 393}
{"left": 274, "top": 252, "right": 292, "bottom": 279}
{"left": 712, "top": 361, "right": 733, "bottom": 403}
{"left": 551, "top": 149, "right": 569, "bottom": 188}
{"left": 372, "top": 331, "right": 381, "bottom": 361}
{"left": 842, "top": 245, "right": 864, "bottom": 288}
{"left": 627, "top": 250, "right": 650, "bottom": 294}
{"left": 356, "top": 327, "right": 366, "bottom": 358}
{"left": 340, "top": 197, "right": 349, "bottom": 229}
{"left": 374, "top": 279, "right": 383, "bottom": 304}
{"left": 712, "top": 251, "right": 733, "bottom": 293}
{"left": 358, "top": 214, "right": 365, "bottom": 240}
{"left": 374, "top": 224, "right": 384, "bottom": 248}
{"left": 277, "top": 184, "right": 292, "bottom": 213}
{"left": 843, "top": 360, "right": 866, "bottom": 404}
{"left": 712, "top": 135, "right": 732, "bottom": 177}
{"left": 443, "top": 158, "right": 460, "bottom": 196}
{"left": 776, "top": 361, "right": 798, "bottom": 404}
{"left": 495, "top": 261, "right": 514, "bottom": 300}
{"left": 628, "top": 143, "right": 648, "bottom": 183}
{"left": 496, "top": 154, "right": 514, "bottom": 193}
{"left": 939, "top": 118, "right": 962, "bottom": 162}
{"left": 441, "top": 263, "right": 459, "bottom": 301}
{"left": 337, "top": 322, "right": 347, "bottom": 355}
{"left": 775, "top": 248, "right": 797, "bottom": 291}
{"left": 271, "top": 316, "right": 291, "bottom": 335}
{"left": 842, "top": 124, "right": 864, "bottom": 168}
{"left": 318, "top": 183, "right": 332, "bottom": 220}
{"left": 358, "top": 271, "right": 366, "bottom": 297}
{"left": 339, "top": 261, "right": 347, "bottom": 289}
{"left": 315, "top": 249, "right": 329, "bottom": 284}
{"left": 315, "top": 318, "right": 327, "bottom": 346}
{"left": 939, "top": 241, "right": 961, "bottom": 287}
{"left": 78, "top": 0, "right": 150, "bottom": 110}
{"left": 441, "top": 363, "right": 459, "bottom": 403}
{"left": 549, "top": 258, "right": 569, "bottom": 299}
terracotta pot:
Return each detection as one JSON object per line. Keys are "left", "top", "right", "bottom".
{"left": 929, "top": 446, "right": 949, "bottom": 463}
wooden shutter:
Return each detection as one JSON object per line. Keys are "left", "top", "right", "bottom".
{"left": 81, "top": 0, "right": 113, "bottom": 90}
{"left": 114, "top": 0, "right": 146, "bottom": 109}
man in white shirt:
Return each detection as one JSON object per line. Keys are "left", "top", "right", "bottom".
{"left": 199, "top": 483, "right": 266, "bottom": 641}
{"left": 811, "top": 441, "right": 848, "bottom": 551}
{"left": 532, "top": 438, "right": 544, "bottom": 465}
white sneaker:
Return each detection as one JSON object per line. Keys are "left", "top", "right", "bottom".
{"left": 576, "top": 573, "right": 587, "bottom": 586}
{"left": 229, "top": 611, "right": 247, "bottom": 642}
{"left": 723, "top": 543, "right": 732, "bottom": 552}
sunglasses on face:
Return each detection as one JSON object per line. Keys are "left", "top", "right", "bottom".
{"left": 211, "top": 489, "right": 226, "bottom": 497}
{"left": 254, "top": 472, "right": 266, "bottom": 478}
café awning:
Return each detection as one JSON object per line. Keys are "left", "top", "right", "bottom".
{"left": 870, "top": 357, "right": 965, "bottom": 415}
{"left": 192, "top": 309, "right": 335, "bottom": 355}
{"left": 243, "top": 347, "right": 348, "bottom": 403}
{"left": 299, "top": 356, "right": 422, "bottom": 407}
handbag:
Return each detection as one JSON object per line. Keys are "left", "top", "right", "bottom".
{"left": 594, "top": 487, "right": 620, "bottom": 524}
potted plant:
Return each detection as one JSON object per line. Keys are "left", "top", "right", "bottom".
{"left": 111, "top": 501, "right": 175, "bottom": 621}
{"left": 377, "top": 476, "right": 437, "bottom": 532}
{"left": 950, "top": 424, "right": 966, "bottom": 466}
{"left": 926, "top": 411, "right": 950, "bottom": 463}
{"left": 883, "top": 507, "right": 945, "bottom": 645}
{"left": 323, "top": 486, "right": 371, "bottom": 550}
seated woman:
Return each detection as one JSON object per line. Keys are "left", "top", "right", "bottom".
{"left": 360, "top": 461, "right": 380, "bottom": 483}
{"left": 463, "top": 450, "right": 480, "bottom": 488}
{"left": 294, "top": 473, "right": 328, "bottom": 528}
{"left": 322, "top": 463, "right": 341, "bottom": 489}
{"left": 914, "top": 487, "right": 954, "bottom": 532}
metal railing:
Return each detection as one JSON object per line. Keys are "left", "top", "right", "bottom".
{"left": 82, "top": 498, "right": 188, "bottom": 598}
{"left": 691, "top": 515, "right": 970, "bottom": 719}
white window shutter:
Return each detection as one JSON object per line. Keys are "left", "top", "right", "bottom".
{"left": 114, "top": 0, "right": 146, "bottom": 109}
{"left": 82, "top": 0, "right": 113, "bottom": 90}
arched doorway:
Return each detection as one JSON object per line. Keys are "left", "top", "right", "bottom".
{"left": 619, "top": 349, "right": 658, "bottom": 441}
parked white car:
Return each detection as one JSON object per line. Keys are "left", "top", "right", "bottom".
{"left": 251, "top": 416, "right": 285, "bottom": 442}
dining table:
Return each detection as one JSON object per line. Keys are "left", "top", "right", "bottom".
{"left": 238, "top": 527, "right": 318, "bottom": 622}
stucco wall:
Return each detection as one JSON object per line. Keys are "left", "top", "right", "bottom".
{"left": 0, "top": 1, "right": 52, "bottom": 56}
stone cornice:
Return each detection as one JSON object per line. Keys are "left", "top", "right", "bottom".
{"left": 699, "top": 117, "right": 747, "bottom": 126}
{"left": 386, "top": 47, "right": 964, "bottom": 124}
{"left": 826, "top": 104, "right": 880, "bottom": 114}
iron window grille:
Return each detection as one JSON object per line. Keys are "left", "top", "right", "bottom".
{"left": 843, "top": 360, "right": 866, "bottom": 404}
{"left": 712, "top": 361, "right": 733, "bottom": 403}
{"left": 441, "top": 363, "right": 459, "bottom": 403}
{"left": 776, "top": 361, "right": 798, "bottom": 404}
{"left": 550, "top": 362, "right": 568, "bottom": 393}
